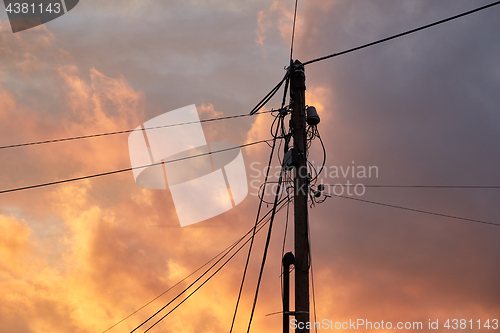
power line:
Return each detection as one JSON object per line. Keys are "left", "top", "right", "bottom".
{"left": 104, "top": 196, "right": 290, "bottom": 332}
{"left": 0, "top": 110, "right": 273, "bottom": 151}
{"left": 230, "top": 114, "right": 283, "bottom": 332}
{"left": 129, "top": 196, "right": 290, "bottom": 332}
{"left": 273, "top": 181, "right": 500, "bottom": 189}
{"left": 333, "top": 194, "right": 500, "bottom": 227}
{"left": 102, "top": 244, "right": 229, "bottom": 332}
{"left": 289, "top": 0, "right": 299, "bottom": 62}
{"left": 325, "top": 184, "right": 500, "bottom": 189}
{"left": 362, "top": 185, "right": 500, "bottom": 189}
{"left": 135, "top": 197, "right": 292, "bottom": 333}
{"left": 302, "top": 1, "right": 500, "bottom": 66}
{"left": 0, "top": 140, "right": 269, "bottom": 195}
{"left": 246, "top": 166, "right": 285, "bottom": 332}
{"left": 249, "top": 74, "right": 288, "bottom": 115}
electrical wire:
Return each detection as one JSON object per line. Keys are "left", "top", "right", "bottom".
{"left": 129, "top": 195, "right": 292, "bottom": 332}
{"left": 137, "top": 196, "right": 293, "bottom": 333}
{"left": 229, "top": 113, "right": 284, "bottom": 333}
{"left": 332, "top": 194, "right": 500, "bottom": 227}
{"left": 0, "top": 140, "right": 270, "bottom": 195}
{"left": 358, "top": 185, "right": 500, "bottom": 189}
{"left": 246, "top": 166, "right": 286, "bottom": 332}
{"left": 129, "top": 225, "right": 257, "bottom": 333}
{"left": 106, "top": 195, "right": 291, "bottom": 332}
{"left": 302, "top": 1, "right": 500, "bottom": 66}
{"left": 290, "top": 0, "right": 299, "bottom": 62}
{"left": 304, "top": 124, "right": 327, "bottom": 208}
{"left": 250, "top": 73, "right": 289, "bottom": 115}
{"left": 0, "top": 110, "right": 274, "bottom": 151}
{"left": 308, "top": 220, "right": 318, "bottom": 333}
{"left": 270, "top": 182, "right": 500, "bottom": 189}
{"left": 102, "top": 240, "right": 231, "bottom": 332}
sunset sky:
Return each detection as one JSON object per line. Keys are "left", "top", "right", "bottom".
{"left": 1, "top": 1, "right": 499, "bottom": 332}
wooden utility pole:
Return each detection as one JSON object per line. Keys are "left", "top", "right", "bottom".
{"left": 290, "top": 60, "right": 309, "bottom": 332}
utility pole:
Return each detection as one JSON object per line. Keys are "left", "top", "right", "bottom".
{"left": 290, "top": 59, "right": 309, "bottom": 332}
{"left": 282, "top": 252, "right": 294, "bottom": 333}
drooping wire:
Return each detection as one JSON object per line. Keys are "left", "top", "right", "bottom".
{"left": 0, "top": 110, "right": 273, "bottom": 151}
{"left": 303, "top": 122, "right": 328, "bottom": 208}
{"left": 257, "top": 180, "right": 287, "bottom": 205}
{"left": 332, "top": 193, "right": 500, "bottom": 227}
{"left": 139, "top": 196, "right": 293, "bottom": 333}
{"left": 246, "top": 165, "right": 286, "bottom": 333}
{"left": 129, "top": 224, "right": 259, "bottom": 333}
{"left": 256, "top": 113, "right": 292, "bottom": 205}
{"left": 102, "top": 232, "right": 239, "bottom": 333}
{"left": 105, "top": 195, "right": 288, "bottom": 332}
{"left": 229, "top": 113, "right": 284, "bottom": 333}
{"left": 102, "top": 223, "right": 260, "bottom": 333}
{"left": 302, "top": 1, "right": 500, "bottom": 66}
{"left": 0, "top": 140, "right": 269, "bottom": 195}
{"left": 128, "top": 194, "right": 292, "bottom": 332}
{"left": 312, "top": 131, "right": 327, "bottom": 183}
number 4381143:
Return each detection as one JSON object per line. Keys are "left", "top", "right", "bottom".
{"left": 5, "top": 2, "right": 61, "bottom": 14}
{"left": 444, "top": 319, "right": 499, "bottom": 330}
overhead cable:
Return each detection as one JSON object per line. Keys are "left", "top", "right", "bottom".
{"left": 303, "top": 1, "right": 500, "bottom": 66}
{"left": 334, "top": 194, "right": 500, "bottom": 227}
{"left": 0, "top": 110, "right": 273, "bottom": 151}
{"left": 0, "top": 140, "right": 269, "bottom": 195}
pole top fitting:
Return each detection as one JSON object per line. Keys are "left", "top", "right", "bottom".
{"left": 293, "top": 59, "right": 303, "bottom": 67}
{"left": 292, "top": 60, "right": 304, "bottom": 75}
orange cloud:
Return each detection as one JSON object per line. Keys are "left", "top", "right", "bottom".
{"left": 0, "top": 215, "right": 33, "bottom": 275}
